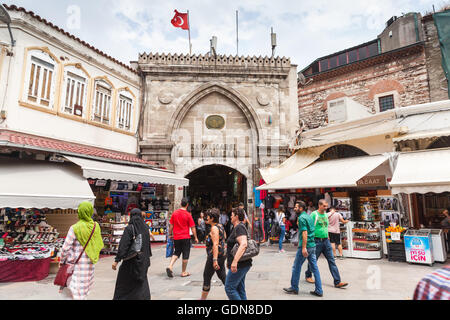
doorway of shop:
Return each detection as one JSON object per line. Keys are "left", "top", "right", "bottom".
{"left": 185, "top": 165, "right": 247, "bottom": 221}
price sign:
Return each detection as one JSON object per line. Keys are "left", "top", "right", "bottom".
{"left": 391, "top": 232, "right": 401, "bottom": 241}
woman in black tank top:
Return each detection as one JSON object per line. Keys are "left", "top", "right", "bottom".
{"left": 200, "top": 208, "right": 227, "bottom": 300}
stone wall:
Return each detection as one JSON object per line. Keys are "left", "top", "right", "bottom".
{"left": 422, "top": 15, "right": 449, "bottom": 101}
{"left": 298, "top": 48, "right": 430, "bottom": 130}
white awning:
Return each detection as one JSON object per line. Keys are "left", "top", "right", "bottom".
{"left": 65, "top": 156, "right": 189, "bottom": 187}
{"left": 390, "top": 148, "right": 450, "bottom": 194}
{"left": 257, "top": 154, "right": 389, "bottom": 190}
{"left": 393, "top": 109, "right": 450, "bottom": 142}
{"left": 295, "top": 119, "right": 399, "bottom": 149}
{"left": 0, "top": 159, "right": 95, "bottom": 209}
{"left": 259, "top": 149, "right": 319, "bottom": 184}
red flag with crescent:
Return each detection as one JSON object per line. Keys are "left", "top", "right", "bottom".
{"left": 171, "top": 10, "right": 189, "bottom": 30}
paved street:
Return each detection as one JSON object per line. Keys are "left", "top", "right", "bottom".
{"left": 0, "top": 243, "right": 446, "bottom": 300}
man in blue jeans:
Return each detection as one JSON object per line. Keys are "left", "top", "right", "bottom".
{"left": 305, "top": 199, "right": 348, "bottom": 288}
{"left": 283, "top": 201, "right": 323, "bottom": 297}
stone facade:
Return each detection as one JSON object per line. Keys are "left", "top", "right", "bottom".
{"left": 298, "top": 45, "right": 430, "bottom": 129}
{"left": 422, "top": 14, "right": 449, "bottom": 102}
{"left": 138, "top": 53, "right": 299, "bottom": 213}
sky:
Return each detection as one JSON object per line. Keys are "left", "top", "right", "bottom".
{"left": 3, "top": 0, "right": 445, "bottom": 69}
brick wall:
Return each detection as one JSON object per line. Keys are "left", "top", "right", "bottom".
{"left": 298, "top": 49, "right": 431, "bottom": 129}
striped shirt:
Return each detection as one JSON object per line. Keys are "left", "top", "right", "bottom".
{"left": 413, "top": 265, "right": 450, "bottom": 300}
{"left": 60, "top": 226, "right": 95, "bottom": 300}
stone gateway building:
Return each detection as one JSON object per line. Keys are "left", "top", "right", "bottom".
{"left": 137, "top": 53, "right": 299, "bottom": 217}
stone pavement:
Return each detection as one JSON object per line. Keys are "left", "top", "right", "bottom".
{"left": 0, "top": 242, "right": 446, "bottom": 300}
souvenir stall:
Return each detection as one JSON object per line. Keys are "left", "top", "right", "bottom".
{"left": 0, "top": 158, "right": 95, "bottom": 282}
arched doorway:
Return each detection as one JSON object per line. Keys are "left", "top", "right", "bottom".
{"left": 318, "top": 144, "right": 369, "bottom": 161}
{"left": 185, "top": 164, "right": 247, "bottom": 220}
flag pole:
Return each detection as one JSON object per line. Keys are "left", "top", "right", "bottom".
{"left": 187, "top": 10, "right": 192, "bottom": 55}
{"left": 236, "top": 10, "right": 239, "bottom": 56}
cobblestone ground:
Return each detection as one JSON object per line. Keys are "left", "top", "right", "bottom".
{"left": 0, "top": 243, "right": 446, "bottom": 300}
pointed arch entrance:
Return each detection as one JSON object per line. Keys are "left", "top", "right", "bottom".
{"left": 185, "top": 164, "right": 247, "bottom": 220}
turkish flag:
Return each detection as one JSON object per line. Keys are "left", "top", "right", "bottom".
{"left": 171, "top": 10, "right": 189, "bottom": 30}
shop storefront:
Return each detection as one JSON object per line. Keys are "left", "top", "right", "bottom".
{"left": 0, "top": 156, "right": 188, "bottom": 281}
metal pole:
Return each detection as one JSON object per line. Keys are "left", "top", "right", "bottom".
{"left": 236, "top": 10, "right": 239, "bottom": 56}
{"left": 187, "top": 10, "right": 192, "bottom": 55}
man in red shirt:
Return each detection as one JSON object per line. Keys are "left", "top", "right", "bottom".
{"left": 166, "top": 198, "right": 199, "bottom": 278}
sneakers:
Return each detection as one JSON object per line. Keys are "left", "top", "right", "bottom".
{"left": 306, "top": 277, "right": 315, "bottom": 284}
{"left": 335, "top": 282, "right": 348, "bottom": 288}
{"left": 310, "top": 291, "right": 323, "bottom": 297}
{"left": 279, "top": 249, "right": 286, "bottom": 253}
{"left": 339, "top": 256, "right": 345, "bottom": 260}
{"left": 283, "top": 287, "right": 298, "bottom": 295}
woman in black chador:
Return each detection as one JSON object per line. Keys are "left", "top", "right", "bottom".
{"left": 112, "top": 208, "right": 151, "bottom": 300}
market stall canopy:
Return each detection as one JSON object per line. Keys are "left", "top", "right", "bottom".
{"left": 390, "top": 148, "right": 450, "bottom": 194}
{"left": 393, "top": 108, "right": 450, "bottom": 142}
{"left": 295, "top": 118, "right": 399, "bottom": 149}
{"left": 0, "top": 159, "right": 95, "bottom": 209}
{"left": 65, "top": 156, "right": 189, "bottom": 187}
{"left": 259, "top": 149, "right": 319, "bottom": 185}
{"left": 257, "top": 154, "right": 389, "bottom": 190}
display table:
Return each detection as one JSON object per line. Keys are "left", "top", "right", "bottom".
{"left": 0, "top": 258, "right": 51, "bottom": 282}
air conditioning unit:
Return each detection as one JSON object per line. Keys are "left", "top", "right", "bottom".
{"left": 327, "top": 97, "right": 372, "bottom": 125}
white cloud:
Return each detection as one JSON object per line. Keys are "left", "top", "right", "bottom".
{"left": 4, "top": 0, "right": 437, "bottom": 68}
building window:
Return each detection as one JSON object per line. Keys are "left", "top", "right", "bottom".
{"left": 116, "top": 91, "right": 133, "bottom": 131}
{"left": 62, "top": 66, "right": 88, "bottom": 117}
{"left": 92, "top": 80, "right": 112, "bottom": 125}
{"left": 25, "top": 50, "right": 56, "bottom": 108}
{"left": 378, "top": 95, "right": 395, "bottom": 112}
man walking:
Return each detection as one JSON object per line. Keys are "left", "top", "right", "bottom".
{"left": 305, "top": 199, "right": 348, "bottom": 288}
{"left": 284, "top": 201, "right": 323, "bottom": 297}
{"left": 166, "top": 198, "right": 199, "bottom": 278}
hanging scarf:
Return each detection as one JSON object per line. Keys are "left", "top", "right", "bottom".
{"left": 73, "top": 202, "right": 104, "bottom": 264}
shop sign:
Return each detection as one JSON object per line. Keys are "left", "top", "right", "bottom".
{"left": 356, "top": 175, "right": 386, "bottom": 187}
{"left": 404, "top": 235, "right": 433, "bottom": 264}
{"left": 391, "top": 232, "right": 401, "bottom": 241}
{"left": 95, "top": 180, "right": 107, "bottom": 187}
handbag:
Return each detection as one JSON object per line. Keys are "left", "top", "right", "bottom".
{"left": 54, "top": 223, "right": 96, "bottom": 288}
{"left": 230, "top": 223, "right": 259, "bottom": 262}
{"left": 123, "top": 224, "right": 143, "bottom": 261}
{"left": 166, "top": 237, "right": 174, "bottom": 258}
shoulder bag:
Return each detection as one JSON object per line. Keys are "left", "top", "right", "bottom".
{"left": 54, "top": 223, "right": 96, "bottom": 288}
{"left": 123, "top": 224, "right": 143, "bottom": 261}
{"left": 230, "top": 223, "right": 259, "bottom": 262}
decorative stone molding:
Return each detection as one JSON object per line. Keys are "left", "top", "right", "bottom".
{"left": 158, "top": 91, "right": 174, "bottom": 104}
{"left": 138, "top": 52, "right": 291, "bottom": 68}
{"left": 256, "top": 93, "right": 270, "bottom": 106}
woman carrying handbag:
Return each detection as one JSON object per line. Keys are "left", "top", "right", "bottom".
{"left": 112, "top": 208, "right": 152, "bottom": 300}
{"left": 57, "top": 202, "right": 104, "bottom": 300}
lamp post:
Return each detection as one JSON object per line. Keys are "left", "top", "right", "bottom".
{"left": 0, "top": 5, "right": 16, "bottom": 47}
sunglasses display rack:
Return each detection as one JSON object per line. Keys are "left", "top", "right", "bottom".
{"left": 0, "top": 208, "right": 62, "bottom": 261}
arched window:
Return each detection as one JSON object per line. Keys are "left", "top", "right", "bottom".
{"left": 62, "top": 65, "right": 89, "bottom": 117}
{"left": 24, "top": 49, "right": 57, "bottom": 108}
{"left": 92, "top": 79, "right": 113, "bottom": 125}
{"left": 319, "top": 144, "right": 368, "bottom": 161}
{"left": 116, "top": 89, "right": 134, "bottom": 131}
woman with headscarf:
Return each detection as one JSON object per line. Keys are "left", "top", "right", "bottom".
{"left": 59, "top": 202, "right": 104, "bottom": 300}
{"left": 112, "top": 208, "right": 152, "bottom": 300}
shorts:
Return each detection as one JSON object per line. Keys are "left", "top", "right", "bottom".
{"left": 174, "top": 238, "right": 191, "bottom": 259}
{"left": 329, "top": 232, "right": 341, "bottom": 245}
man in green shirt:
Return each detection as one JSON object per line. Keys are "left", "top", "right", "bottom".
{"left": 305, "top": 199, "right": 348, "bottom": 288}
{"left": 283, "top": 201, "right": 323, "bottom": 297}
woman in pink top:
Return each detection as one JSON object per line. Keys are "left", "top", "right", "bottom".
{"left": 327, "top": 207, "right": 349, "bottom": 259}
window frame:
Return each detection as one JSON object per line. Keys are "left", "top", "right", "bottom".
{"left": 61, "top": 64, "right": 89, "bottom": 118}
{"left": 23, "top": 49, "right": 58, "bottom": 109}
{"left": 374, "top": 91, "right": 399, "bottom": 113}
{"left": 91, "top": 79, "right": 114, "bottom": 125}
{"left": 116, "top": 89, "right": 135, "bottom": 131}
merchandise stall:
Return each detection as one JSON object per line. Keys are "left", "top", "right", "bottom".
{"left": 0, "top": 158, "right": 96, "bottom": 282}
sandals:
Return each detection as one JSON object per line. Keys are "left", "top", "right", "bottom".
{"left": 166, "top": 267, "right": 174, "bottom": 278}
{"left": 181, "top": 272, "right": 191, "bottom": 277}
